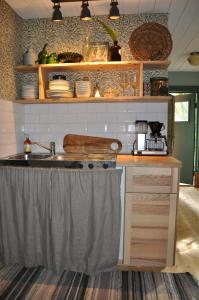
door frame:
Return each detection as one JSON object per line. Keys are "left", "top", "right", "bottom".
{"left": 169, "top": 86, "right": 199, "bottom": 182}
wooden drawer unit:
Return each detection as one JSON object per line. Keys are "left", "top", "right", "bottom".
{"left": 126, "top": 166, "right": 179, "bottom": 194}
{"left": 124, "top": 193, "right": 177, "bottom": 268}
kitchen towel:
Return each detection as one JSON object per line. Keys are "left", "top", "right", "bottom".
{"left": 0, "top": 166, "right": 122, "bottom": 275}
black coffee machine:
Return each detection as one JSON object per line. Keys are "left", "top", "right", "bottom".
{"left": 147, "top": 121, "right": 167, "bottom": 151}
{"left": 132, "top": 120, "right": 168, "bottom": 155}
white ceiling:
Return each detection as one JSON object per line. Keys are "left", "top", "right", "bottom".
{"left": 5, "top": 0, "right": 199, "bottom": 72}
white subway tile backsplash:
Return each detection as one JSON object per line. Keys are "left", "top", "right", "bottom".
{"left": 66, "top": 123, "right": 88, "bottom": 133}
{"left": 103, "top": 103, "right": 128, "bottom": 113}
{"left": 25, "top": 114, "right": 40, "bottom": 123}
{"left": 14, "top": 103, "right": 24, "bottom": 114}
{"left": 96, "top": 113, "right": 118, "bottom": 123}
{"left": 67, "top": 103, "right": 91, "bottom": 113}
{"left": 106, "top": 123, "right": 127, "bottom": 133}
{"left": 117, "top": 112, "right": 137, "bottom": 123}
{"left": 0, "top": 99, "right": 169, "bottom": 156}
{"left": 39, "top": 114, "right": 51, "bottom": 123}
{"left": 126, "top": 103, "right": 148, "bottom": 112}
{"left": 24, "top": 124, "right": 40, "bottom": 133}
{"left": 127, "top": 124, "right": 136, "bottom": 132}
{"left": 146, "top": 103, "right": 168, "bottom": 113}
{"left": 48, "top": 104, "right": 68, "bottom": 114}
{"left": 25, "top": 105, "right": 31, "bottom": 114}
{"left": 29, "top": 104, "right": 49, "bottom": 114}
{"left": 86, "top": 123, "right": 105, "bottom": 133}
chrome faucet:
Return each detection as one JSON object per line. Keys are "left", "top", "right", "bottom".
{"left": 32, "top": 141, "right": 56, "bottom": 155}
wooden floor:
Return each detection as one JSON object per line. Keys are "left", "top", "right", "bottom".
{"left": 164, "top": 186, "right": 199, "bottom": 281}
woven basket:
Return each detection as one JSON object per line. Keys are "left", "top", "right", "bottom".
{"left": 129, "top": 22, "right": 172, "bottom": 61}
{"left": 58, "top": 52, "right": 83, "bottom": 63}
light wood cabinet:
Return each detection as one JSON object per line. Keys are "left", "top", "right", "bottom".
{"left": 14, "top": 60, "right": 172, "bottom": 104}
{"left": 123, "top": 166, "right": 179, "bottom": 269}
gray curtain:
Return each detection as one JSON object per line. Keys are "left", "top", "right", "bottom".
{"left": 0, "top": 166, "right": 122, "bottom": 275}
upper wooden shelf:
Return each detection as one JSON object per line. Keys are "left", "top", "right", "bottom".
{"left": 15, "top": 60, "right": 170, "bottom": 72}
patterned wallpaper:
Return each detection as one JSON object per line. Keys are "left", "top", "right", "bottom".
{"left": 21, "top": 14, "right": 168, "bottom": 62}
{"left": 0, "top": 0, "right": 23, "bottom": 101}
{"left": 18, "top": 13, "right": 168, "bottom": 99}
{"left": 0, "top": 0, "right": 168, "bottom": 101}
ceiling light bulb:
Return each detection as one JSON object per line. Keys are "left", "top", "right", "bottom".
{"left": 187, "top": 52, "right": 199, "bottom": 66}
{"left": 52, "top": 2, "right": 63, "bottom": 23}
{"left": 109, "top": 0, "right": 120, "bottom": 20}
{"left": 80, "top": 0, "right": 92, "bottom": 21}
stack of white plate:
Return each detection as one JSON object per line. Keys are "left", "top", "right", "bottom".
{"left": 75, "top": 81, "right": 91, "bottom": 97}
{"left": 21, "top": 85, "right": 38, "bottom": 99}
{"left": 47, "top": 79, "right": 73, "bottom": 98}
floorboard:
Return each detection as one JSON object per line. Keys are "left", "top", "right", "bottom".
{"left": 164, "top": 186, "right": 199, "bottom": 281}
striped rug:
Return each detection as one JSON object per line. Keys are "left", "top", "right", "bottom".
{"left": 0, "top": 263, "right": 199, "bottom": 299}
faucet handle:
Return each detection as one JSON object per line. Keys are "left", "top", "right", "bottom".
{"left": 50, "top": 141, "right": 56, "bottom": 155}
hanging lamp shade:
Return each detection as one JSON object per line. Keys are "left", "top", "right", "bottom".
{"left": 109, "top": 0, "right": 120, "bottom": 20}
{"left": 80, "top": 0, "right": 92, "bottom": 21}
{"left": 52, "top": 2, "right": 63, "bottom": 22}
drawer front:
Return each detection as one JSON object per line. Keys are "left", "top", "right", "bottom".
{"left": 123, "top": 193, "right": 177, "bottom": 267}
{"left": 129, "top": 239, "right": 167, "bottom": 267}
{"left": 126, "top": 166, "right": 179, "bottom": 193}
{"left": 125, "top": 193, "right": 170, "bottom": 228}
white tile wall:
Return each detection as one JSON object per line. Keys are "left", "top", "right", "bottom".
{"left": 24, "top": 102, "right": 168, "bottom": 153}
{"left": 0, "top": 101, "right": 168, "bottom": 156}
{"left": 0, "top": 99, "right": 24, "bottom": 157}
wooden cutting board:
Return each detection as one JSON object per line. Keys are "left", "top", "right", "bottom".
{"left": 63, "top": 134, "right": 122, "bottom": 154}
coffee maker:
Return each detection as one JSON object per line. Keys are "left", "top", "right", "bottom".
{"left": 132, "top": 120, "right": 168, "bottom": 155}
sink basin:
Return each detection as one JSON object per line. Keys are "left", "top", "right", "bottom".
{"left": 0, "top": 153, "right": 116, "bottom": 169}
{"left": 0, "top": 153, "right": 56, "bottom": 167}
{"left": 5, "top": 153, "right": 52, "bottom": 160}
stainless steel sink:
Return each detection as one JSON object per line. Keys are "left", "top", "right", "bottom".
{"left": 0, "top": 153, "right": 56, "bottom": 168}
{"left": 0, "top": 153, "right": 116, "bottom": 169}
{"left": 6, "top": 153, "right": 52, "bottom": 160}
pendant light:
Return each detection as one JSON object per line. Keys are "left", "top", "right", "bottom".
{"left": 80, "top": 0, "right": 92, "bottom": 21}
{"left": 109, "top": 0, "right": 120, "bottom": 20}
{"left": 52, "top": 1, "right": 63, "bottom": 23}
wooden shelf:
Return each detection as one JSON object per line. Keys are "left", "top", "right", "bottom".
{"left": 15, "top": 60, "right": 170, "bottom": 72}
{"left": 15, "top": 65, "right": 38, "bottom": 72}
{"left": 15, "top": 60, "right": 170, "bottom": 103}
{"left": 14, "top": 96, "right": 172, "bottom": 104}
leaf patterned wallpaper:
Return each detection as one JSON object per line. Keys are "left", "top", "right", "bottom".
{"left": 21, "top": 14, "right": 168, "bottom": 62}
{"left": 0, "top": 0, "right": 168, "bottom": 101}
{"left": 0, "top": 0, "right": 23, "bottom": 101}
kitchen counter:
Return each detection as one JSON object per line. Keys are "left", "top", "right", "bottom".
{"left": 116, "top": 154, "right": 182, "bottom": 168}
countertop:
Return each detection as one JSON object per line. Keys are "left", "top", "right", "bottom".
{"left": 116, "top": 154, "right": 182, "bottom": 168}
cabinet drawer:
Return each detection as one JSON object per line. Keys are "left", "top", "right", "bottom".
{"left": 129, "top": 239, "right": 167, "bottom": 267}
{"left": 125, "top": 193, "right": 170, "bottom": 228}
{"left": 131, "top": 227, "right": 168, "bottom": 240}
{"left": 126, "top": 166, "right": 179, "bottom": 193}
{"left": 131, "top": 239, "right": 167, "bottom": 260}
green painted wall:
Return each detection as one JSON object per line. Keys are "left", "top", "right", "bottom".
{"left": 169, "top": 72, "right": 199, "bottom": 86}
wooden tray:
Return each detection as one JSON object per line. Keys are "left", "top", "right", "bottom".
{"left": 63, "top": 134, "right": 122, "bottom": 154}
{"left": 129, "top": 22, "right": 173, "bottom": 61}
